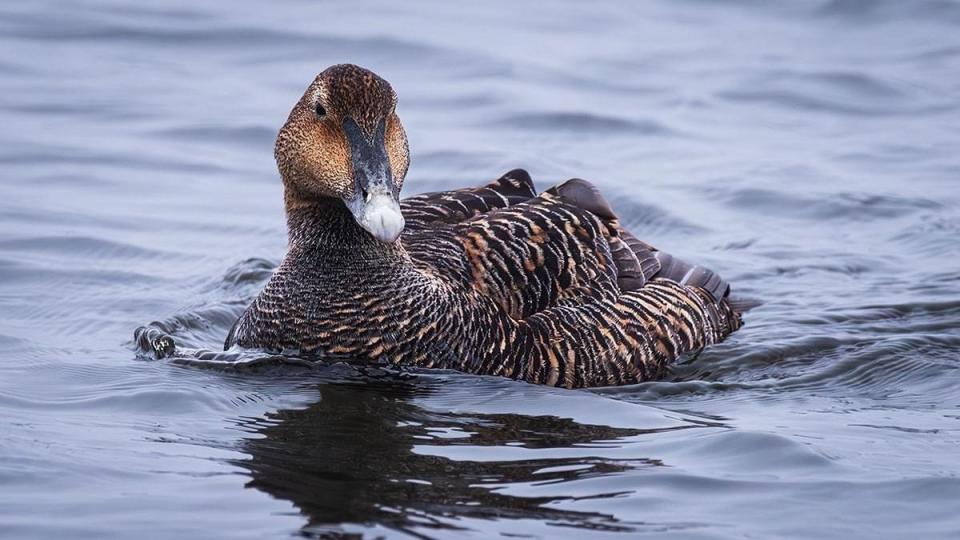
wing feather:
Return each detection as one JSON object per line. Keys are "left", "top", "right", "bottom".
{"left": 401, "top": 169, "right": 536, "bottom": 230}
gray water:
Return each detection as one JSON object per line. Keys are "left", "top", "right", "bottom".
{"left": 2, "top": 1, "right": 959, "bottom": 538}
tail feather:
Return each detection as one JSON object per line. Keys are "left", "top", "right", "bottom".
{"left": 727, "top": 295, "right": 762, "bottom": 313}
{"left": 654, "top": 251, "right": 730, "bottom": 302}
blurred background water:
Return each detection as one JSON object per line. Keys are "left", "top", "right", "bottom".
{"left": 1, "top": 0, "right": 959, "bottom": 538}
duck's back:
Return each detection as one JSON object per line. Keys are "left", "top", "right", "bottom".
{"left": 402, "top": 170, "right": 734, "bottom": 315}
{"left": 393, "top": 170, "right": 744, "bottom": 386}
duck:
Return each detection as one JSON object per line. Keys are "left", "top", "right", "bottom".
{"left": 223, "top": 63, "right": 745, "bottom": 388}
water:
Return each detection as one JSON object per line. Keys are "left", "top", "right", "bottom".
{"left": 1, "top": 0, "right": 959, "bottom": 538}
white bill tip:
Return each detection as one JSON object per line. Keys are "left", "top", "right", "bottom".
{"left": 354, "top": 193, "right": 405, "bottom": 243}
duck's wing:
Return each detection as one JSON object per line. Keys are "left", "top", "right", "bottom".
{"left": 401, "top": 169, "right": 537, "bottom": 231}
{"left": 416, "top": 180, "right": 621, "bottom": 320}
{"left": 606, "top": 222, "right": 731, "bottom": 302}
{"left": 539, "top": 179, "right": 732, "bottom": 302}
{"left": 434, "top": 178, "right": 734, "bottom": 316}
{"left": 407, "top": 177, "right": 744, "bottom": 387}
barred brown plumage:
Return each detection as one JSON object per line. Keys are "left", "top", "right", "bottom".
{"left": 225, "top": 64, "right": 746, "bottom": 388}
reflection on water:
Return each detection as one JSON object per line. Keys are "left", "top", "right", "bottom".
{"left": 239, "top": 380, "right": 660, "bottom": 536}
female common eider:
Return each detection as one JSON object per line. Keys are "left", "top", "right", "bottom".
{"left": 224, "top": 64, "right": 745, "bottom": 388}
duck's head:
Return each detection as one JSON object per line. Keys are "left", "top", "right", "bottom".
{"left": 276, "top": 64, "right": 409, "bottom": 243}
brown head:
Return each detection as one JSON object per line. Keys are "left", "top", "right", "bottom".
{"left": 275, "top": 64, "right": 410, "bottom": 243}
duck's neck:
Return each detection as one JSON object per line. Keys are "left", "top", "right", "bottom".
{"left": 284, "top": 195, "right": 404, "bottom": 262}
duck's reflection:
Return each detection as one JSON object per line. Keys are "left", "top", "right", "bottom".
{"left": 236, "top": 378, "right": 660, "bottom": 537}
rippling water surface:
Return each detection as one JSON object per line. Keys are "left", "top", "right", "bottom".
{"left": 2, "top": 1, "right": 959, "bottom": 538}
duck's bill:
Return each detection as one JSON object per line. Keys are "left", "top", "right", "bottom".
{"left": 348, "top": 189, "right": 405, "bottom": 243}
{"left": 342, "top": 116, "right": 405, "bottom": 243}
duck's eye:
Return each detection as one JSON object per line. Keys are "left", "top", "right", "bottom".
{"left": 315, "top": 102, "right": 326, "bottom": 118}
